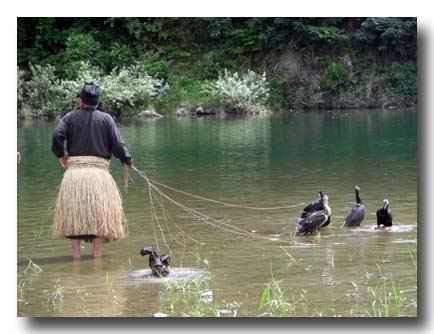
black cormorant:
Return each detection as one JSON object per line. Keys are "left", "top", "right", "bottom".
{"left": 296, "top": 194, "right": 331, "bottom": 235}
{"left": 343, "top": 185, "right": 366, "bottom": 227}
{"left": 140, "top": 246, "right": 171, "bottom": 276}
{"left": 376, "top": 199, "right": 393, "bottom": 228}
{"left": 301, "top": 191, "right": 324, "bottom": 218}
{"left": 300, "top": 191, "right": 331, "bottom": 228}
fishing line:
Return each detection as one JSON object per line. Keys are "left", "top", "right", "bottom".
{"left": 131, "top": 165, "right": 295, "bottom": 244}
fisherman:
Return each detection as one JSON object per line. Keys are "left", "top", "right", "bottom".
{"left": 51, "top": 83, "right": 132, "bottom": 259}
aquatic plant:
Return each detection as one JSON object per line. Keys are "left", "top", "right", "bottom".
{"left": 190, "top": 247, "right": 211, "bottom": 270}
{"left": 18, "top": 280, "right": 26, "bottom": 299}
{"left": 280, "top": 246, "right": 297, "bottom": 263}
{"left": 23, "top": 259, "right": 43, "bottom": 274}
{"left": 46, "top": 279, "right": 64, "bottom": 312}
{"left": 408, "top": 246, "right": 417, "bottom": 269}
{"left": 258, "top": 273, "right": 302, "bottom": 316}
{"left": 105, "top": 272, "right": 119, "bottom": 305}
{"left": 162, "top": 274, "right": 208, "bottom": 294}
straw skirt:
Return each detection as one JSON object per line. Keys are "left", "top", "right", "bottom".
{"left": 52, "top": 156, "right": 127, "bottom": 241}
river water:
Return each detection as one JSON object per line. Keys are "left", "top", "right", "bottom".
{"left": 17, "top": 109, "right": 417, "bottom": 317}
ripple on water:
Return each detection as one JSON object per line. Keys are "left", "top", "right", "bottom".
{"left": 356, "top": 224, "right": 417, "bottom": 233}
{"left": 128, "top": 267, "right": 207, "bottom": 284}
{"left": 392, "top": 239, "right": 417, "bottom": 244}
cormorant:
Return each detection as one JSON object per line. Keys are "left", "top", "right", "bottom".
{"left": 376, "top": 199, "right": 393, "bottom": 228}
{"left": 296, "top": 194, "right": 331, "bottom": 235}
{"left": 343, "top": 185, "right": 366, "bottom": 227}
{"left": 300, "top": 191, "right": 331, "bottom": 228}
{"left": 140, "top": 246, "right": 171, "bottom": 276}
{"left": 301, "top": 191, "right": 324, "bottom": 218}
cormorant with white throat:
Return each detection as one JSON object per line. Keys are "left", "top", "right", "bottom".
{"left": 376, "top": 199, "right": 393, "bottom": 228}
{"left": 296, "top": 194, "right": 331, "bottom": 235}
{"left": 300, "top": 191, "right": 331, "bottom": 228}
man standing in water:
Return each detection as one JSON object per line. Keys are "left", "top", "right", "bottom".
{"left": 51, "top": 83, "right": 132, "bottom": 259}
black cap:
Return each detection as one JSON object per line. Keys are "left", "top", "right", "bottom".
{"left": 77, "top": 82, "right": 102, "bottom": 106}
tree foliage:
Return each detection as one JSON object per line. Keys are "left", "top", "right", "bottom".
{"left": 17, "top": 17, "right": 417, "bottom": 115}
{"left": 355, "top": 18, "right": 417, "bottom": 59}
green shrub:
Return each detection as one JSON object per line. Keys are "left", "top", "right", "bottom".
{"left": 65, "top": 33, "right": 101, "bottom": 62}
{"left": 99, "top": 63, "right": 169, "bottom": 114}
{"left": 17, "top": 61, "right": 169, "bottom": 118}
{"left": 294, "top": 24, "right": 348, "bottom": 50}
{"left": 17, "top": 67, "right": 27, "bottom": 111}
{"left": 199, "top": 50, "right": 235, "bottom": 79}
{"left": 204, "top": 69, "right": 270, "bottom": 113}
{"left": 389, "top": 62, "right": 417, "bottom": 98}
{"left": 322, "top": 61, "right": 352, "bottom": 94}
{"left": 18, "top": 63, "right": 76, "bottom": 118}
{"left": 135, "top": 52, "right": 172, "bottom": 81}
{"left": 356, "top": 18, "right": 417, "bottom": 58}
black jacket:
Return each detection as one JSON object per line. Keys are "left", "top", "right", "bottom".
{"left": 51, "top": 108, "right": 132, "bottom": 166}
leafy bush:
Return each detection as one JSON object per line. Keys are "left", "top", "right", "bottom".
{"left": 17, "top": 67, "right": 27, "bottom": 111}
{"left": 18, "top": 61, "right": 169, "bottom": 118}
{"left": 65, "top": 33, "right": 101, "bottom": 62}
{"left": 18, "top": 63, "right": 76, "bottom": 118}
{"left": 99, "top": 63, "right": 169, "bottom": 114}
{"left": 389, "top": 62, "right": 417, "bottom": 98}
{"left": 322, "top": 61, "right": 353, "bottom": 94}
{"left": 294, "top": 24, "right": 348, "bottom": 49}
{"left": 135, "top": 52, "right": 172, "bottom": 81}
{"left": 355, "top": 18, "right": 417, "bottom": 58}
{"left": 199, "top": 50, "right": 235, "bottom": 79}
{"left": 205, "top": 69, "right": 270, "bottom": 113}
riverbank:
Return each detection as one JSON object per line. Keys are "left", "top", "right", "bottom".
{"left": 16, "top": 105, "right": 417, "bottom": 121}
{"left": 17, "top": 18, "right": 417, "bottom": 119}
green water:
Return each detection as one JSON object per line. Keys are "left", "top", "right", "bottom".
{"left": 17, "top": 109, "right": 417, "bottom": 317}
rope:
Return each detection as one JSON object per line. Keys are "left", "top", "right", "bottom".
{"left": 130, "top": 165, "right": 293, "bottom": 244}
{"left": 145, "top": 174, "right": 305, "bottom": 211}
{"left": 148, "top": 179, "right": 284, "bottom": 243}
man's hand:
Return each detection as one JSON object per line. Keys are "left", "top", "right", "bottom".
{"left": 59, "top": 154, "right": 69, "bottom": 170}
{"left": 122, "top": 163, "right": 130, "bottom": 169}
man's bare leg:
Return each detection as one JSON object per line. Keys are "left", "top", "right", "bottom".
{"left": 93, "top": 238, "right": 103, "bottom": 258}
{"left": 71, "top": 239, "right": 81, "bottom": 259}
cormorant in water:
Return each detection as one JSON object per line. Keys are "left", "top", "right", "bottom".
{"left": 376, "top": 199, "right": 393, "bottom": 228}
{"left": 296, "top": 194, "right": 331, "bottom": 235}
{"left": 301, "top": 191, "right": 324, "bottom": 218}
{"left": 300, "top": 191, "right": 331, "bottom": 228}
{"left": 343, "top": 185, "right": 366, "bottom": 227}
{"left": 140, "top": 246, "right": 171, "bottom": 276}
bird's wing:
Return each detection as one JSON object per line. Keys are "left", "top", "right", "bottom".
{"left": 301, "top": 200, "right": 322, "bottom": 217}
{"left": 297, "top": 211, "right": 328, "bottom": 232}
{"left": 344, "top": 205, "right": 366, "bottom": 227}
{"left": 320, "top": 215, "right": 331, "bottom": 228}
